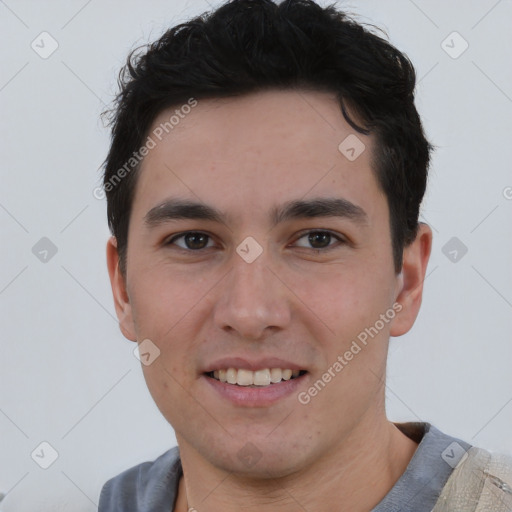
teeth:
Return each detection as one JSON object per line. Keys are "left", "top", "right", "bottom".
{"left": 270, "top": 368, "right": 282, "bottom": 383}
{"left": 226, "top": 368, "right": 237, "bottom": 384}
{"left": 237, "top": 369, "right": 253, "bottom": 386}
{"left": 282, "top": 369, "right": 292, "bottom": 381}
{"left": 210, "top": 368, "right": 303, "bottom": 386}
{"left": 254, "top": 369, "right": 271, "bottom": 386}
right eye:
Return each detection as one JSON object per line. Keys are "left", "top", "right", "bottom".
{"left": 166, "top": 231, "right": 215, "bottom": 251}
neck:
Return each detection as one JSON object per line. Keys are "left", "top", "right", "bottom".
{"left": 174, "top": 414, "right": 418, "bottom": 512}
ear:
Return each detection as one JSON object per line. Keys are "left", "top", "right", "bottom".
{"left": 106, "top": 236, "right": 137, "bottom": 342}
{"left": 390, "top": 223, "right": 433, "bottom": 337}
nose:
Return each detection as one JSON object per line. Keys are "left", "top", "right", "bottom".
{"left": 213, "top": 250, "right": 291, "bottom": 341}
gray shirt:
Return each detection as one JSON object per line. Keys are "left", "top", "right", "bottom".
{"left": 98, "top": 422, "right": 472, "bottom": 511}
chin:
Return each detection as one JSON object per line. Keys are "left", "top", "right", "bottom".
{"left": 204, "top": 437, "right": 312, "bottom": 480}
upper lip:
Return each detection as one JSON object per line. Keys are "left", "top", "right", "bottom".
{"left": 202, "top": 357, "right": 306, "bottom": 373}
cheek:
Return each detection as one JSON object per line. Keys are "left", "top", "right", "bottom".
{"left": 129, "top": 263, "right": 209, "bottom": 337}
{"left": 293, "top": 262, "right": 393, "bottom": 336}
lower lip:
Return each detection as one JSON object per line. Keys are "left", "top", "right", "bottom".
{"left": 202, "top": 373, "right": 307, "bottom": 407}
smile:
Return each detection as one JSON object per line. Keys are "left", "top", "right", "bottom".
{"left": 206, "top": 368, "right": 307, "bottom": 387}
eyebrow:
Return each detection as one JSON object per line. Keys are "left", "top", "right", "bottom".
{"left": 143, "top": 197, "right": 369, "bottom": 229}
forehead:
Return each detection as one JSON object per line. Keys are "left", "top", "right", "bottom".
{"left": 132, "top": 89, "right": 384, "bottom": 225}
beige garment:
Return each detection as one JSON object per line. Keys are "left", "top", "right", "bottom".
{"left": 432, "top": 446, "right": 512, "bottom": 512}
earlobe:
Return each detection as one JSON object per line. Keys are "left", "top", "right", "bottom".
{"left": 390, "top": 223, "right": 433, "bottom": 337}
{"left": 106, "top": 236, "right": 137, "bottom": 342}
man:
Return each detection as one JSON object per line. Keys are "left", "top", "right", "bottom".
{"left": 98, "top": 0, "right": 512, "bottom": 510}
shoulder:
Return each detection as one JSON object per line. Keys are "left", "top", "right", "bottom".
{"left": 433, "top": 445, "right": 512, "bottom": 511}
{"left": 98, "top": 446, "right": 181, "bottom": 512}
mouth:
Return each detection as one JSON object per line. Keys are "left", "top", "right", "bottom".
{"left": 201, "top": 358, "right": 309, "bottom": 406}
{"left": 205, "top": 368, "right": 308, "bottom": 387}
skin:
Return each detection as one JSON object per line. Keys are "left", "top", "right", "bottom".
{"left": 107, "top": 89, "right": 432, "bottom": 512}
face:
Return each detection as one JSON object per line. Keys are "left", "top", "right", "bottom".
{"left": 108, "top": 89, "right": 429, "bottom": 477}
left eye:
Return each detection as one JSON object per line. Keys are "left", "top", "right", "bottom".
{"left": 293, "top": 230, "right": 344, "bottom": 250}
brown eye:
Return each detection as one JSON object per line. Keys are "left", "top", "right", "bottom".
{"left": 294, "top": 230, "right": 344, "bottom": 250}
{"left": 308, "top": 232, "right": 332, "bottom": 249}
{"left": 168, "top": 232, "right": 213, "bottom": 250}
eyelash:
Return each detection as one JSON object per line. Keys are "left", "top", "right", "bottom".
{"left": 165, "top": 230, "right": 347, "bottom": 252}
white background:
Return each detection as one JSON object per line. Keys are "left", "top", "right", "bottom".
{"left": 1, "top": 0, "right": 511, "bottom": 510}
